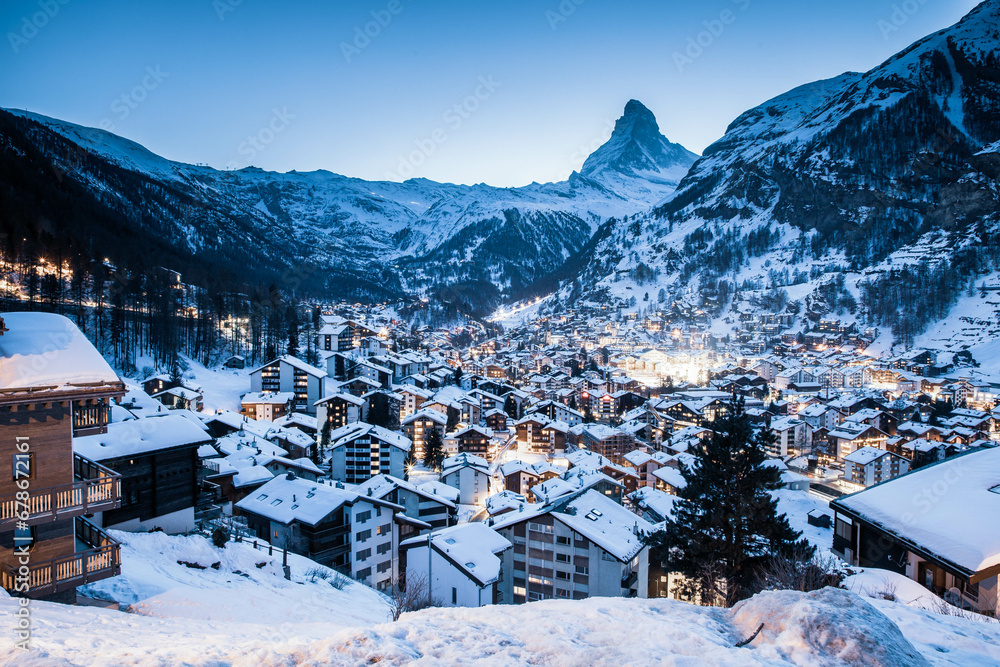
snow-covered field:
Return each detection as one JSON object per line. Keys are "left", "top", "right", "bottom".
{"left": 7, "top": 575, "right": 1000, "bottom": 666}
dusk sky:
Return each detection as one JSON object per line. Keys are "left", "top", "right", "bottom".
{"left": 0, "top": 0, "right": 982, "bottom": 187}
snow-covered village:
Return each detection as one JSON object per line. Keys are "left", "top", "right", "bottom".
{"left": 2, "top": 1, "right": 1000, "bottom": 665}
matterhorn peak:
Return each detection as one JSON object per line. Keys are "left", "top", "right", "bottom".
{"left": 580, "top": 100, "right": 698, "bottom": 187}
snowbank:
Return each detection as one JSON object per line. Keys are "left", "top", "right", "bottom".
{"left": 731, "top": 587, "right": 929, "bottom": 666}
{"left": 7, "top": 584, "right": 1000, "bottom": 666}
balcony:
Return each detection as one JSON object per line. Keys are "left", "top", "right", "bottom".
{"left": 0, "top": 455, "right": 121, "bottom": 531}
{"left": 1, "top": 517, "right": 121, "bottom": 598}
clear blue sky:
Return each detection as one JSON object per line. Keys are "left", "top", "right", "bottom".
{"left": 0, "top": 0, "right": 982, "bottom": 186}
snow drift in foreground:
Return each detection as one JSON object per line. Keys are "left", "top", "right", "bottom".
{"left": 6, "top": 585, "right": 1000, "bottom": 666}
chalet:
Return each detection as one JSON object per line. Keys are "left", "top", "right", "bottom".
{"left": 0, "top": 313, "right": 124, "bottom": 603}
{"left": 223, "top": 355, "right": 246, "bottom": 369}
{"left": 842, "top": 446, "right": 909, "bottom": 488}
{"left": 314, "top": 392, "right": 364, "bottom": 430}
{"left": 826, "top": 423, "right": 889, "bottom": 460}
{"left": 150, "top": 385, "right": 204, "bottom": 412}
{"left": 499, "top": 460, "right": 562, "bottom": 502}
{"left": 402, "top": 522, "right": 512, "bottom": 607}
{"left": 250, "top": 355, "right": 327, "bottom": 415}
{"left": 395, "top": 385, "right": 435, "bottom": 419}
{"left": 355, "top": 474, "right": 457, "bottom": 531}
{"left": 768, "top": 417, "right": 812, "bottom": 458}
{"left": 627, "top": 487, "right": 679, "bottom": 523}
{"left": 440, "top": 453, "right": 491, "bottom": 505}
{"left": 515, "top": 414, "right": 551, "bottom": 454}
{"left": 240, "top": 391, "right": 294, "bottom": 422}
{"left": 485, "top": 490, "right": 528, "bottom": 517}
{"left": 831, "top": 448, "right": 1000, "bottom": 616}
{"left": 238, "top": 474, "right": 402, "bottom": 590}
{"left": 568, "top": 424, "right": 636, "bottom": 467}
{"left": 483, "top": 408, "right": 508, "bottom": 432}
{"left": 75, "top": 413, "right": 213, "bottom": 533}
{"left": 451, "top": 425, "right": 493, "bottom": 458}
{"left": 527, "top": 399, "right": 583, "bottom": 426}
{"left": 491, "top": 489, "right": 652, "bottom": 603}
{"left": 401, "top": 409, "right": 448, "bottom": 461}
{"left": 273, "top": 412, "right": 318, "bottom": 438}
{"left": 328, "top": 422, "right": 411, "bottom": 484}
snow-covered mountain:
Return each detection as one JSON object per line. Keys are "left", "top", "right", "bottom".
{"left": 0, "top": 100, "right": 697, "bottom": 311}
{"left": 548, "top": 0, "right": 1000, "bottom": 352}
{"left": 581, "top": 99, "right": 699, "bottom": 204}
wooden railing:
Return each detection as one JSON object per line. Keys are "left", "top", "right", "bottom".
{"left": 0, "top": 455, "right": 120, "bottom": 531}
{"left": 1, "top": 518, "right": 121, "bottom": 598}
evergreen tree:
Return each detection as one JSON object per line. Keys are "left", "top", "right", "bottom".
{"left": 422, "top": 427, "right": 444, "bottom": 471}
{"left": 646, "top": 397, "right": 811, "bottom": 606}
{"left": 286, "top": 306, "right": 299, "bottom": 357}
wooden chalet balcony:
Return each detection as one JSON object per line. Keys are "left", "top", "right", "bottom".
{"left": 0, "top": 455, "right": 121, "bottom": 531}
{"left": 1, "top": 517, "right": 121, "bottom": 598}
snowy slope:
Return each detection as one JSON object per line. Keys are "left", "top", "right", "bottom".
{"left": 535, "top": 0, "right": 1000, "bottom": 351}
{"left": 0, "top": 99, "right": 697, "bottom": 305}
{"left": 6, "top": 582, "right": 1000, "bottom": 665}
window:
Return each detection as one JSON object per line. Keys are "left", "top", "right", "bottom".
{"left": 835, "top": 518, "right": 852, "bottom": 541}
{"left": 528, "top": 522, "right": 553, "bottom": 534}
{"left": 377, "top": 561, "right": 391, "bottom": 573}
{"left": 555, "top": 535, "right": 571, "bottom": 545}
{"left": 377, "top": 542, "right": 391, "bottom": 555}
{"left": 357, "top": 548, "right": 371, "bottom": 562}
{"left": 556, "top": 589, "right": 570, "bottom": 598}
{"left": 555, "top": 571, "right": 570, "bottom": 581}
{"left": 13, "top": 524, "right": 35, "bottom": 551}
{"left": 452, "top": 587, "right": 457, "bottom": 605}
{"left": 377, "top": 523, "right": 392, "bottom": 536}
{"left": 356, "top": 567, "right": 371, "bottom": 580}
{"left": 12, "top": 453, "right": 34, "bottom": 481}
{"left": 555, "top": 553, "right": 570, "bottom": 563}
{"left": 356, "top": 529, "right": 371, "bottom": 542}
{"left": 513, "top": 585, "right": 526, "bottom": 597}
{"left": 357, "top": 510, "right": 371, "bottom": 523}
{"left": 575, "top": 565, "right": 588, "bottom": 575}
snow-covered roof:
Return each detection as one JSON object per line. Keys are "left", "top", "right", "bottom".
{"left": 834, "top": 447, "right": 1000, "bottom": 575}
{"left": 843, "top": 446, "right": 892, "bottom": 465}
{"left": 355, "top": 474, "right": 457, "bottom": 508}
{"left": 328, "top": 422, "right": 411, "bottom": 451}
{"left": 74, "top": 414, "right": 211, "bottom": 461}
{"left": 0, "top": 312, "right": 121, "bottom": 391}
{"left": 237, "top": 475, "right": 399, "bottom": 526}
{"left": 314, "top": 391, "right": 365, "bottom": 407}
{"left": 401, "top": 523, "right": 511, "bottom": 586}
{"left": 555, "top": 490, "right": 652, "bottom": 562}
{"left": 402, "top": 408, "right": 449, "bottom": 426}
{"left": 628, "top": 487, "right": 680, "bottom": 521}
{"left": 232, "top": 465, "right": 274, "bottom": 489}
{"left": 418, "top": 481, "right": 460, "bottom": 504}
{"left": 250, "top": 355, "right": 327, "bottom": 379}
{"left": 652, "top": 466, "right": 687, "bottom": 489}
{"left": 242, "top": 391, "right": 294, "bottom": 405}
{"left": 441, "top": 452, "right": 489, "bottom": 472}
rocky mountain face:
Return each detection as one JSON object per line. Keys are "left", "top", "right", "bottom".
{"left": 0, "top": 100, "right": 697, "bottom": 314}
{"left": 555, "top": 0, "right": 1000, "bottom": 347}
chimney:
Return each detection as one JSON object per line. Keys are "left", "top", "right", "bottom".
{"left": 285, "top": 471, "right": 296, "bottom": 480}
